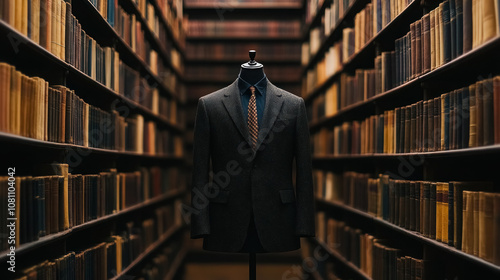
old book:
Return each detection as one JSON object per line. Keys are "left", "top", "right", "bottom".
{"left": 479, "top": 192, "right": 495, "bottom": 263}
{"left": 450, "top": 0, "right": 457, "bottom": 60}
{"left": 442, "top": 182, "right": 449, "bottom": 244}
{"left": 416, "top": 20, "right": 422, "bottom": 76}
{"left": 473, "top": 191, "right": 480, "bottom": 256}
{"left": 441, "top": 92, "right": 450, "bottom": 150}
{"left": 437, "top": 4, "right": 443, "bottom": 66}
{"left": 463, "top": 0, "right": 473, "bottom": 52}
{"left": 493, "top": 193, "right": 500, "bottom": 265}
{"left": 410, "top": 22, "right": 416, "bottom": 79}
{"left": 422, "top": 14, "right": 431, "bottom": 73}
{"left": 483, "top": 0, "right": 497, "bottom": 43}
{"left": 430, "top": 183, "right": 437, "bottom": 239}
{"left": 35, "top": 163, "right": 69, "bottom": 230}
{"left": 494, "top": 77, "right": 500, "bottom": 144}
{"left": 434, "top": 97, "right": 441, "bottom": 151}
{"left": 410, "top": 104, "right": 416, "bottom": 152}
{"left": 476, "top": 81, "right": 484, "bottom": 146}
{"left": 482, "top": 78, "right": 494, "bottom": 146}
{"left": 404, "top": 105, "right": 411, "bottom": 153}
{"left": 436, "top": 183, "right": 443, "bottom": 242}
{"left": 469, "top": 84, "right": 477, "bottom": 147}
{"left": 427, "top": 99, "right": 435, "bottom": 151}
{"left": 423, "top": 182, "right": 430, "bottom": 237}
{"left": 456, "top": 0, "right": 464, "bottom": 56}
{"left": 453, "top": 181, "right": 493, "bottom": 250}
{"left": 462, "top": 190, "right": 475, "bottom": 253}
{"left": 430, "top": 9, "right": 436, "bottom": 70}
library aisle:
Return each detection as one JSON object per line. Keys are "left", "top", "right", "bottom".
{"left": 1, "top": 0, "right": 500, "bottom": 279}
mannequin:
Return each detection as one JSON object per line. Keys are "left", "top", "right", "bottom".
{"left": 239, "top": 50, "right": 265, "bottom": 84}
{"left": 190, "top": 49, "right": 315, "bottom": 280}
{"left": 239, "top": 50, "right": 266, "bottom": 280}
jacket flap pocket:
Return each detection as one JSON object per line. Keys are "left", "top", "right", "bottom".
{"left": 280, "top": 189, "right": 296, "bottom": 204}
{"left": 210, "top": 189, "right": 230, "bottom": 204}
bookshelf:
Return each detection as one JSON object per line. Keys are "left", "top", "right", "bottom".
{"left": 0, "top": 0, "right": 188, "bottom": 278}
{"left": 302, "top": 0, "right": 500, "bottom": 279}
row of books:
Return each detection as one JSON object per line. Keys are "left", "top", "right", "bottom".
{"left": 185, "top": 64, "right": 301, "bottom": 82}
{"left": 316, "top": 213, "right": 434, "bottom": 279}
{"left": 303, "top": 0, "right": 500, "bottom": 99}
{"left": 187, "top": 20, "right": 301, "bottom": 38}
{"left": 304, "top": 0, "right": 412, "bottom": 65}
{"left": 136, "top": 236, "right": 184, "bottom": 280}
{"left": 0, "top": 62, "right": 183, "bottom": 154}
{"left": 186, "top": 42, "right": 301, "bottom": 61}
{"left": 153, "top": 0, "right": 186, "bottom": 45}
{"left": 0, "top": 163, "right": 182, "bottom": 251}
{"left": 12, "top": 202, "right": 182, "bottom": 280}
{"left": 314, "top": 170, "right": 500, "bottom": 265}
{"left": 311, "top": 76, "right": 500, "bottom": 156}
{"left": 0, "top": 0, "right": 183, "bottom": 94}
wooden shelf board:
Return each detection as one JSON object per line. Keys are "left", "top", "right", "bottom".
{"left": 0, "top": 132, "right": 185, "bottom": 160}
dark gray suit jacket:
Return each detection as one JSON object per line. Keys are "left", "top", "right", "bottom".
{"left": 190, "top": 79, "right": 315, "bottom": 252}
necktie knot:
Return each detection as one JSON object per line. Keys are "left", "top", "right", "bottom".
{"left": 249, "top": 86, "right": 256, "bottom": 96}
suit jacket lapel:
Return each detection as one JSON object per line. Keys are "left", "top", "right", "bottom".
{"left": 255, "top": 81, "right": 283, "bottom": 151}
{"left": 222, "top": 79, "right": 252, "bottom": 147}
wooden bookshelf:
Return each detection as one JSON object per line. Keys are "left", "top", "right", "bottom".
{"left": 0, "top": 0, "right": 188, "bottom": 277}
{"left": 316, "top": 198, "right": 500, "bottom": 275}
{"left": 71, "top": 0, "right": 182, "bottom": 99}
{"left": 123, "top": 0, "right": 185, "bottom": 78}
{"left": 302, "top": 0, "right": 500, "bottom": 278}
{"left": 0, "top": 189, "right": 184, "bottom": 263}
{"left": 0, "top": 20, "right": 182, "bottom": 130}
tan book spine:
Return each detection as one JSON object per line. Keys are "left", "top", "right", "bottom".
{"left": 442, "top": 182, "right": 449, "bottom": 244}
{"left": 0, "top": 63, "right": 11, "bottom": 132}
{"left": 9, "top": 69, "right": 21, "bottom": 135}
{"left": 60, "top": 0, "right": 66, "bottom": 61}
{"left": 476, "top": 81, "right": 484, "bottom": 146}
{"left": 21, "top": 0, "right": 28, "bottom": 35}
{"left": 51, "top": 0, "right": 57, "bottom": 56}
{"left": 438, "top": 4, "right": 444, "bottom": 66}
{"left": 430, "top": 10, "right": 436, "bottom": 70}
{"left": 483, "top": 0, "right": 497, "bottom": 43}
{"left": 436, "top": 183, "right": 442, "bottom": 242}
{"left": 31, "top": 0, "right": 40, "bottom": 44}
{"left": 479, "top": 192, "right": 494, "bottom": 262}
{"left": 462, "top": 190, "right": 474, "bottom": 253}
{"left": 473, "top": 191, "right": 480, "bottom": 256}
{"left": 469, "top": 84, "right": 477, "bottom": 147}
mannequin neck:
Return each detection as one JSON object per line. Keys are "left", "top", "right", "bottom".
{"left": 239, "top": 67, "right": 265, "bottom": 85}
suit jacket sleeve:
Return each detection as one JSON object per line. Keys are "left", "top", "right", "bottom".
{"left": 191, "top": 98, "right": 211, "bottom": 238}
{"left": 295, "top": 98, "right": 316, "bottom": 237}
